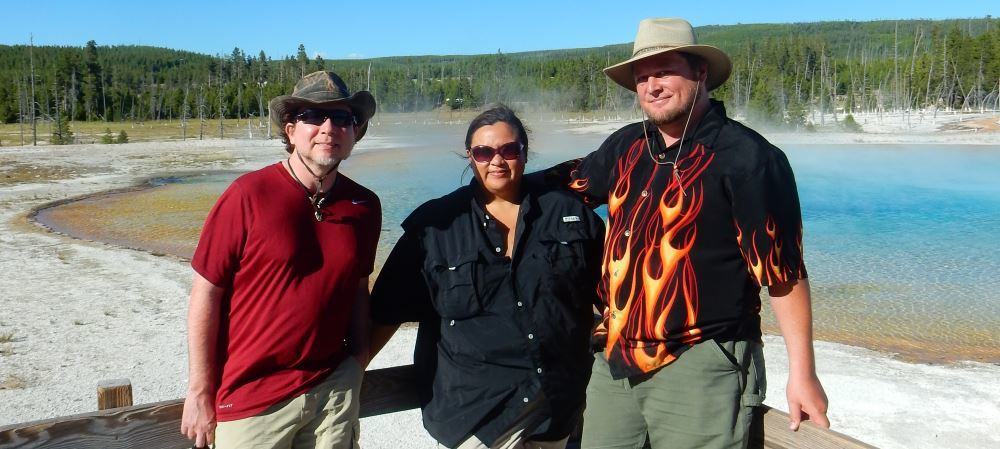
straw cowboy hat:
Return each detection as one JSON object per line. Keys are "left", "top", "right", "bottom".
{"left": 269, "top": 71, "right": 377, "bottom": 141}
{"left": 604, "top": 18, "right": 732, "bottom": 92}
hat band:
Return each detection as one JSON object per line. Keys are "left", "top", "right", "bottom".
{"left": 632, "top": 44, "right": 688, "bottom": 59}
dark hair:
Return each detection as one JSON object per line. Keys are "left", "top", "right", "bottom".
{"left": 465, "top": 104, "right": 529, "bottom": 154}
{"left": 278, "top": 109, "right": 297, "bottom": 154}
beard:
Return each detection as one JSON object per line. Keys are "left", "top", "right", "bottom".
{"left": 644, "top": 103, "right": 690, "bottom": 126}
{"left": 303, "top": 143, "right": 350, "bottom": 169}
{"left": 641, "top": 83, "right": 699, "bottom": 127}
{"left": 310, "top": 154, "right": 341, "bottom": 168}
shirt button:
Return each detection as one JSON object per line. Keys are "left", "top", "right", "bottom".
{"left": 523, "top": 397, "right": 529, "bottom": 403}
{"left": 527, "top": 333, "right": 534, "bottom": 340}
{"left": 658, "top": 153, "right": 665, "bottom": 159}
{"left": 536, "top": 367, "right": 543, "bottom": 374}
{"left": 449, "top": 320, "right": 455, "bottom": 326}
{"left": 641, "top": 190, "right": 649, "bottom": 197}
{"left": 495, "top": 247, "right": 502, "bottom": 253}
{"left": 624, "top": 230, "right": 631, "bottom": 237}
{"left": 517, "top": 301, "right": 523, "bottom": 307}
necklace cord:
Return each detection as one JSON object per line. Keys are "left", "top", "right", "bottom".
{"left": 642, "top": 79, "right": 701, "bottom": 197}
{"left": 295, "top": 151, "right": 339, "bottom": 189}
{"left": 285, "top": 158, "right": 337, "bottom": 222}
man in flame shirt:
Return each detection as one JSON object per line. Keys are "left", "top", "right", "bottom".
{"left": 547, "top": 18, "right": 829, "bottom": 449}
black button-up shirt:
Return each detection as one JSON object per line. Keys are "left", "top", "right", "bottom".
{"left": 545, "top": 100, "right": 807, "bottom": 379}
{"left": 370, "top": 176, "right": 604, "bottom": 448}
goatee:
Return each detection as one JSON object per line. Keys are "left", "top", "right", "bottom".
{"left": 309, "top": 154, "right": 342, "bottom": 171}
{"left": 645, "top": 106, "right": 689, "bottom": 127}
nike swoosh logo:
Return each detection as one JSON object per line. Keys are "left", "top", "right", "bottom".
{"left": 351, "top": 199, "right": 367, "bottom": 205}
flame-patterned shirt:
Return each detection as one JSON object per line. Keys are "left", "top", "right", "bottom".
{"left": 548, "top": 100, "right": 807, "bottom": 379}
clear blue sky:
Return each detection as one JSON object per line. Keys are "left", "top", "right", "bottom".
{"left": 3, "top": 1, "right": 995, "bottom": 59}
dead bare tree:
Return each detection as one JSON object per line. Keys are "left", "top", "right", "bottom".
{"left": 745, "top": 52, "right": 757, "bottom": 110}
{"left": 893, "top": 22, "right": 900, "bottom": 111}
{"left": 17, "top": 74, "right": 26, "bottom": 145}
{"left": 198, "top": 77, "right": 207, "bottom": 140}
{"left": 924, "top": 34, "right": 935, "bottom": 108}
{"left": 181, "top": 80, "right": 191, "bottom": 140}
{"left": 976, "top": 52, "right": 986, "bottom": 113}
{"left": 860, "top": 44, "right": 870, "bottom": 115}
{"left": 819, "top": 47, "right": 827, "bottom": 125}
{"left": 906, "top": 26, "right": 924, "bottom": 126}
{"left": 218, "top": 70, "right": 225, "bottom": 139}
{"left": 30, "top": 34, "right": 37, "bottom": 146}
{"left": 941, "top": 33, "right": 950, "bottom": 111}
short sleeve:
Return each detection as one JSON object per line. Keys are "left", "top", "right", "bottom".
{"left": 191, "top": 181, "right": 251, "bottom": 287}
{"left": 731, "top": 149, "right": 808, "bottom": 287}
{"left": 543, "top": 132, "right": 622, "bottom": 207}
{"left": 370, "top": 230, "right": 435, "bottom": 324}
{"left": 583, "top": 209, "right": 607, "bottom": 309}
{"left": 356, "top": 194, "right": 382, "bottom": 278}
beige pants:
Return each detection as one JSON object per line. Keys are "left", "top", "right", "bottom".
{"left": 443, "top": 394, "right": 570, "bottom": 449}
{"left": 215, "top": 357, "right": 364, "bottom": 449}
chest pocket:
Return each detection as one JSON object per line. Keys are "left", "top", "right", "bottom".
{"left": 425, "top": 252, "right": 481, "bottom": 319}
{"left": 539, "top": 227, "right": 590, "bottom": 277}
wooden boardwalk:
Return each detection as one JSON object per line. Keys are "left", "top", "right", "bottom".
{"left": 0, "top": 365, "right": 875, "bottom": 449}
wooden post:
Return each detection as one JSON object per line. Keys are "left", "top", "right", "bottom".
{"left": 97, "top": 379, "right": 133, "bottom": 410}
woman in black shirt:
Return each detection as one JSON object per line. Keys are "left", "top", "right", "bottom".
{"left": 369, "top": 105, "right": 605, "bottom": 449}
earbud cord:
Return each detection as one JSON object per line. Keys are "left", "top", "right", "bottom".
{"left": 642, "top": 79, "right": 701, "bottom": 197}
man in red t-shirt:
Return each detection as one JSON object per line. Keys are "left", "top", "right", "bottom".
{"left": 181, "top": 71, "right": 381, "bottom": 449}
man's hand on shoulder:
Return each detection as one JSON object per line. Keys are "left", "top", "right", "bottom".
{"left": 786, "top": 372, "right": 829, "bottom": 431}
{"left": 181, "top": 390, "right": 217, "bottom": 448}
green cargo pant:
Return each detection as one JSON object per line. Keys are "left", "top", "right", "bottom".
{"left": 581, "top": 339, "right": 766, "bottom": 449}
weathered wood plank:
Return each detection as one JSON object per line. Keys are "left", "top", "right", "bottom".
{"left": 0, "top": 400, "right": 186, "bottom": 449}
{"left": 0, "top": 365, "right": 419, "bottom": 448}
{"left": 755, "top": 407, "right": 877, "bottom": 449}
{"left": 96, "top": 379, "right": 133, "bottom": 411}
{"left": 358, "top": 364, "right": 421, "bottom": 417}
{"left": 0, "top": 365, "right": 874, "bottom": 449}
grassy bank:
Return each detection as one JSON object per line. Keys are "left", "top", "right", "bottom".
{"left": 0, "top": 109, "right": 642, "bottom": 147}
{"left": 0, "top": 118, "right": 275, "bottom": 146}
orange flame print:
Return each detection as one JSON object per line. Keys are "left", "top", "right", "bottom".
{"left": 735, "top": 218, "right": 806, "bottom": 286}
{"left": 601, "top": 139, "right": 715, "bottom": 373}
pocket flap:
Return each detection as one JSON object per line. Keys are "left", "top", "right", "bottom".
{"left": 538, "top": 227, "right": 590, "bottom": 245}
{"left": 426, "top": 252, "right": 478, "bottom": 274}
{"left": 424, "top": 252, "right": 480, "bottom": 319}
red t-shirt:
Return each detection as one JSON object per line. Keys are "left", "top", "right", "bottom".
{"left": 191, "top": 162, "right": 380, "bottom": 421}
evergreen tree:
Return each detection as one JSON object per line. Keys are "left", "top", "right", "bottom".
{"left": 82, "top": 40, "right": 103, "bottom": 121}
{"left": 296, "top": 44, "right": 309, "bottom": 77}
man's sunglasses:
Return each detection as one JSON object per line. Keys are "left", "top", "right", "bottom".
{"left": 295, "top": 109, "right": 357, "bottom": 127}
{"left": 468, "top": 142, "right": 524, "bottom": 163}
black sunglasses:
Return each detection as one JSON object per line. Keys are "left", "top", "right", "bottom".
{"left": 295, "top": 108, "right": 357, "bottom": 127}
{"left": 468, "top": 141, "right": 524, "bottom": 163}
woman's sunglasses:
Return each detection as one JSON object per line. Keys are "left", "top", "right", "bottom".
{"left": 468, "top": 142, "right": 524, "bottom": 163}
{"left": 295, "top": 109, "right": 357, "bottom": 127}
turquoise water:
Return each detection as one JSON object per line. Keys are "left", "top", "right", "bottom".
{"left": 783, "top": 144, "right": 1000, "bottom": 360}
{"left": 348, "top": 130, "right": 1000, "bottom": 361}
{"left": 35, "top": 125, "right": 1000, "bottom": 362}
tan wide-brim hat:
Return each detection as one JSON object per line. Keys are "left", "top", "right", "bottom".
{"left": 269, "top": 70, "right": 377, "bottom": 141}
{"left": 604, "top": 18, "right": 732, "bottom": 92}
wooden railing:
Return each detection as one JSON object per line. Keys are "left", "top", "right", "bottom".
{"left": 0, "top": 365, "right": 875, "bottom": 449}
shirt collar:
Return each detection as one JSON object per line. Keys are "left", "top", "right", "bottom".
{"left": 467, "top": 178, "right": 534, "bottom": 220}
